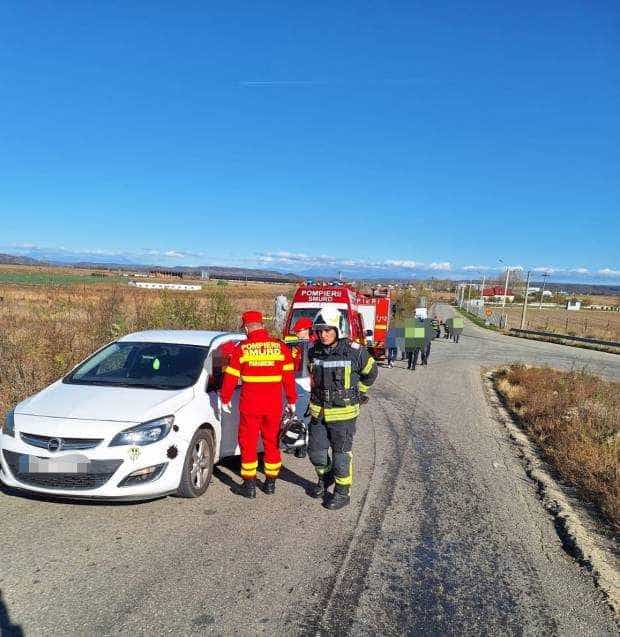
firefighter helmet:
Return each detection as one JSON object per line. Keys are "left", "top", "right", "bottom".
{"left": 313, "top": 305, "right": 345, "bottom": 338}
{"left": 280, "top": 412, "right": 307, "bottom": 453}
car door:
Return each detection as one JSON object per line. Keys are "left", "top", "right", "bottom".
{"left": 204, "top": 337, "right": 244, "bottom": 459}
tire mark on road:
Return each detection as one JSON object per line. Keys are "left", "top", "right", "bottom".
{"left": 380, "top": 373, "right": 560, "bottom": 636}
{"left": 300, "top": 382, "right": 414, "bottom": 636}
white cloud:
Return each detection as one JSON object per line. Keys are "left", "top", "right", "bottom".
{"left": 429, "top": 261, "right": 452, "bottom": 271}
{"left": 597, "top": 268, "right": 620, "bottom": 277}
{"left": 531, "top": 266, "right": 559, "bottom": 274}
{"left": 462, "top": 265, "right": 492, "bottom": 272}
{"left": 384, "top": 259, "right": 421, "bottom": 269}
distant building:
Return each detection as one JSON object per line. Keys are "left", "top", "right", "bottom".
{"left": 482, "top": 285, "right": 515, "bottom": 302}
{"left": 129, "top": 281, "right": 201, "bottom": 291}
{"left": 149, "top": 270, "right": 184, "bottom": 280}
{"left": 566, "top": 300, "right": 581, "bottom": 311}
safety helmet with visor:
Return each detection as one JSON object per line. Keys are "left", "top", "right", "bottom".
{"left": 312, "top": 305, "right": 346, "bottom": 339}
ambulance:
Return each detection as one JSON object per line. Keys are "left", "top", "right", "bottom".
{"left": 283, "top": 282, "right": 391, "bottom": 358}
{"left": 356, "top": 288, "right": 391, "bottom": 359}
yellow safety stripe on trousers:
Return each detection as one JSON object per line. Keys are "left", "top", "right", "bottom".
{"left": 358, "top": 382, "right": 370, "bottom": 393}
{"left": 335, "top": 452, "right": 353, "bottom": 486}
{"left": 315, "top": 462, "right": 332, "bottom": 477}
{"left": 309, "top": 403, "right": 360, "bottom": 422}
{"left": 264, "top": 461, "right": 282, "bottom": 471}
{"left": 361, "top": 357, "right": 376, "bottom": 375}
{"left": 239, "top": 354, "right": 285, "bottom": 363}
{"left": 240, "top": 375, "right": 283, "bottom": 383}
{"left": 241, "top": 461, "right": 258, "bottom": 478}
{"left": 224, "top": 366, "right": 241, "bottom": 377}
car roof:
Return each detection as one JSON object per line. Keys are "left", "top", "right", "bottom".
{"left": 118, "top": 330, "right": 244, "bottom": 347}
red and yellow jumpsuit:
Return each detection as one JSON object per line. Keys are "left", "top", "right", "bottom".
{"left": 220, "top": 329, "right": 297, "bottom": 481}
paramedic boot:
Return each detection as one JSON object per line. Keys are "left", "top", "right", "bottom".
{"left": 235, "top": 479, "right": 256, "bottom": 499}
{"left": 324, "top": 484, "right": 350, "bottom": 510}
{"left": 263, "top": 478, "right": 276, "bottom": 495}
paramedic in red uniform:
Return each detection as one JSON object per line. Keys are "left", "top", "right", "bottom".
{"left": 286, "top": 317, "right": 315, "bottom": 371}
{"left": 220, "top": 311, "right": 297, "bottom": 498}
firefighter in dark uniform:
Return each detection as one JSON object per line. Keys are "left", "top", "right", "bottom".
{"left": 307, "top": 306, "right": 379, "bottom": 510}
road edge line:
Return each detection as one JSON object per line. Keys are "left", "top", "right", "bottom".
{"left": 482, "top": 369, "right": 620, "bottom": 619}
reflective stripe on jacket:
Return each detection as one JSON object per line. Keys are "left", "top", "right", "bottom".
{"left": 220, "top": 329, "right": 296, "bottom": 414}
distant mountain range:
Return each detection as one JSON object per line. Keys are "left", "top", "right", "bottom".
{"left": 1, "top": 251, "right": 618, "bottom": 295}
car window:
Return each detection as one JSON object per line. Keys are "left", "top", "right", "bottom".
{"left": 65, "top": 341, "right": 209, "bottom": 390}
{"left": 206, "top": 340, "right": 240, "bottom": 392}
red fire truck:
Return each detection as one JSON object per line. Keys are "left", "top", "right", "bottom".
{"left": 283, "top": 283, "right": 391, "bottom": 358}
{"left": 357, "top": 287, "right": 391, "bottom": 359}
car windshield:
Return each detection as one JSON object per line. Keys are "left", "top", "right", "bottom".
{"left": 64, "top": 341, "right": 209, "bottom": 390}
{"left": 288, "top": 308, "right": 350, "bottom": 337}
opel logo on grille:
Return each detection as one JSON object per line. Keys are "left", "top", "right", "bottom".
{"left": 47, "top": 438, "right": 62, "bottom": 452}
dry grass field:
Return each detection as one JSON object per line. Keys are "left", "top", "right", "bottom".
{"left": 495, "top": 365, "right": 619, "bottom": 529}
{"left": 0, "top": 265, "right": 438, "bottom": 418}
{"left": 502, "top": 304, "right": 620, "bottom": 341}
{"left": 0, "top": 275, "right": 294, "bottom": 417}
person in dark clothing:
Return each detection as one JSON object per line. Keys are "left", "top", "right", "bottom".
{"left": 307, "top": 306, "right": 379, "bottom": 511}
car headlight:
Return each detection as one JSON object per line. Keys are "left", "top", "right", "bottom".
{"left": 109, "top": 416, "right": 173, "bottom": 447}
{"left": 2, "top": 411, "right": 15, "bottom": 438}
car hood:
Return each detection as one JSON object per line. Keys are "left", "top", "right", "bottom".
{"left": 15, "top": 380, "right": 195, "bottom": 423}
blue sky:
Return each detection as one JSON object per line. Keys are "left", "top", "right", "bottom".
{"left": 1, "top": 2, "right": 619, "bottom": 282}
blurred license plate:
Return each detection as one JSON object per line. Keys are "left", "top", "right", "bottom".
{"left": 24, "top": 454, "right": 90, "bottom": 474}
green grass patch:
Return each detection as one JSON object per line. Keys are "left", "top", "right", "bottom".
{"left": 0, "top": 272, "right": 125, "bottom": 286}
{"left": 454, "top": 306, "right": 501, "bottom": 331}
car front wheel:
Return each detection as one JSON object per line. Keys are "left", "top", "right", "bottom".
{"left": 177, "top": 428, "right": 215, "bottom": 498}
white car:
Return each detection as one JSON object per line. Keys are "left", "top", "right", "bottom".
{"left": 0, "top": 330, "right": 310, "bottom": 501}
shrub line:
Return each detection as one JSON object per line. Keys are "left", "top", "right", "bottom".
{"left": 484, "top": 369, "right": 619, "bottom": 616}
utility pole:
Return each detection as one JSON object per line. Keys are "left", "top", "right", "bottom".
{"left": 502, "top": 267, "right": 511, "bottom": 308}
{"left": 480, "top": 273, "right": 486, "bottom": 304}
{"left": 538, "top": 272, "right": 549, "bottom": 310}
{"left": 498, "top": 258, "right": 511, "bottom": 308}
{"left": 520, "top": 270, "right": 531, "bottom": 329}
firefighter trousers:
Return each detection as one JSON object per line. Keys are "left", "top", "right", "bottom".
{"left": 238, "top": 412, "right": 282, "bottom": 480}
{"left": 308, "top": 418, "right": 356, "bottom": 487}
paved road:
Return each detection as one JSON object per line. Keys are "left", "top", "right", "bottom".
{"left": 1, "top": 305, "right": 618, "bottom": 636}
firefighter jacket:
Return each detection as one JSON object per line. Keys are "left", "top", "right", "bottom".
{"left": 220, "top": 329, "right": 297, "bottom": 415}
{"left": 308, "top": 339, "right": 378, "bottom": 423}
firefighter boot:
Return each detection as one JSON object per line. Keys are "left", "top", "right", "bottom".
{"left": 263, "top": 478, "right": 276, "bottom": 495}
{"left": 324, "top": 484, "right": 350, "bottom": 510}
{"left": 294, "top": 445, "right": 307, "bottom": 458}
{"left": 235, "top": 479, "right": 256, "bottom": 499}
{"left": 309, "top": 472, "right": 334, "bottom": 499}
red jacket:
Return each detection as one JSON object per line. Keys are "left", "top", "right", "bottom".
{"left": 220, "top": 329, "right": 297, "bottom": 415}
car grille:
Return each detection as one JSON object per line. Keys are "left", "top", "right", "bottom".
{"left": 20, "top": 432, "right": 103, "bottom": 451}
{"left": 2, "top": 450, "right": 122, "bottom": 491}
